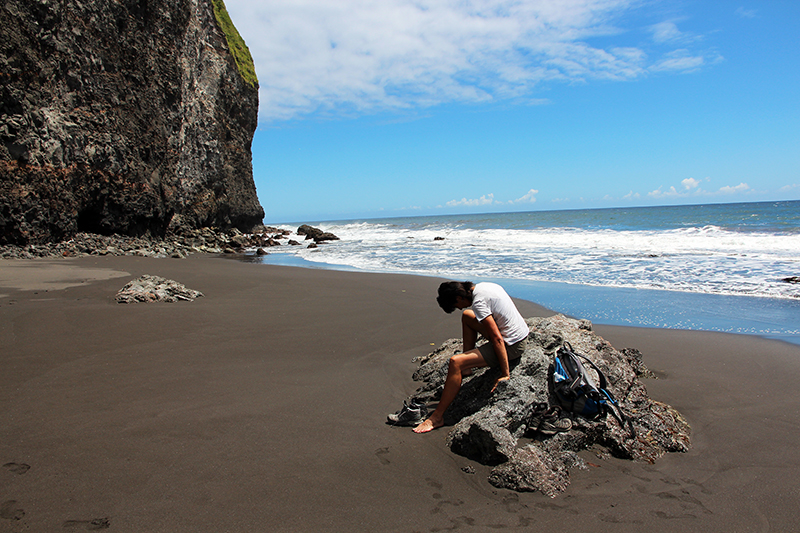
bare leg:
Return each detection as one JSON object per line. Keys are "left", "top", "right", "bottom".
{"left": 461, "top": 309, "right": 479, "bottom": 351}
{"left": 461, "top": 309, "right": 495, "bottom": 349}
{"left": 460, "top": 309, "right": 492, "bottom": 377}
{"left": 413, "top": 350, "right": 487, "bottom": 433}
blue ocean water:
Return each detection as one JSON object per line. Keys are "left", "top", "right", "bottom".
{"left": 254, "top": 201, "right": 800, "bottom": 344}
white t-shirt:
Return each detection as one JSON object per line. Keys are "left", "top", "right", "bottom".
{"left": 470, "top": 282, "right": 529, "bottom": 345}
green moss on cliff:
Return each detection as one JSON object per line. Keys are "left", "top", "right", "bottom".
{"left": 211, "top": 0, "right": 258, "bottom": 88}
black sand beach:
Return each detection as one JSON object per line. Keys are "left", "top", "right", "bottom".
{"left": 2, "top": 254, "right": 799, "bottom": 532}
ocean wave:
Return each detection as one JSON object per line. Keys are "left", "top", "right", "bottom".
{"left": 271, "top": 215, "right": 800, "bottom": 300}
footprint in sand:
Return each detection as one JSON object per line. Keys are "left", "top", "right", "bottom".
{"left": 0, "top": 500, "right": 25, "bottom": 521}
{"left": 3, "top": 462, "right": 30, "bottom": 475}
{"left": 62, "top": 518, "right": 110, "bottom": 530}
{"left": 425, "top": 477, "right": 443, "bottom": 490}
{"left": 375, "top": 447, "right": 391, "bottom": 465}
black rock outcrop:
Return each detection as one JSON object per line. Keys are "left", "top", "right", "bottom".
{"left": 406, "top": 314, "right": 691, "bottom": 496}
{"left": 297, "top": 224, "right": 340, "bottom": 243}
{"left": 0, "top": 0, "right": 264, "bottom": 245}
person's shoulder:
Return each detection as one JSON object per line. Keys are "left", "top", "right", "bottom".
{"left": 473, "top": 282, "right": 508, "bottom": 301}
{"left": 476, "top": 281, "right": 503, "bottom": 293}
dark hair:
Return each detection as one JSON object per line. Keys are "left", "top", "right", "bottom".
{"left": 436, "top": 281, "right": 474, "bottom": 313}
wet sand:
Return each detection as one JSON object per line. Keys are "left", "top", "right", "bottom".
{"left": 1, "top": 254, "right": 798, "bottom": 532}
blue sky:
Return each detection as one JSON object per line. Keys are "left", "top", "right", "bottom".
{"left": 223, "top": 0, "right": 800, "bottom": 224}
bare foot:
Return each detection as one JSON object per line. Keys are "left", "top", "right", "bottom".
{"left": 413, "top": 417, "right": 443, "bottom": 433}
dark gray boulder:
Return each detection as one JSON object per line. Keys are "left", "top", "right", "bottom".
{"left": 404, "top": 314, "right": 691, "bottom": 496}
{"left": 488, "top": 446, "right": 585, "bottom": 498}
{"left": 297, "top": 225, "right": 340, "bottom": 243}
{"left": 115, "top": 275, "right": 203, "bottom": 303}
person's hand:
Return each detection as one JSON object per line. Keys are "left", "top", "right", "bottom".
{"left": 491, "top": 375, "right": 510, "bottom": 392}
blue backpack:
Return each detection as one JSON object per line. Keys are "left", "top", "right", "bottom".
{"left": 551, "top": 342, "right": 626, "bottom": 426}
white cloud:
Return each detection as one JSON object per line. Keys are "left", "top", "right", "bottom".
{"left": 446, "top": 193, "right": 496, "bottom": 207}
{"left": 650, "top": 49, "right": 706, "bottom": 72}
{"left": 648, "top": 180, "right": 751, "bottom": 199}
{"left": 623, "top": 190, "right": 640, "bottom": 199}
{"left": 511, "top": 188, "right": 539, "bottom": 204}
{"left": 779, "top": 184, "right": 799, "bottom": 192}
{"left": 735, "top": 7, "right": 757, "bottom": 19}
{"left": 650, "top": 21, "right": 683, "bottom": 44}
{"left": 718, "top": 182, "right": 750, "bottom": 194}
{"left": 223, "top": 0, "right": 719, "bottom": 122}
{"left": 648, "top": 186, "right": 681, "bottom": 199}
{"left": 682, "top": 177, "right": 701, "bottom": 190}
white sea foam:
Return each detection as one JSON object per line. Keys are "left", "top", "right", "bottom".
{"left": 270, "top": 219, "right": 800, "bottom": 299}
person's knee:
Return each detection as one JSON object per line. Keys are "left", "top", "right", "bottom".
{"left": 461, "top": 309, "right": 477, "bottom": 327}
{"left": 448, "top": 355, "right": 469, "bottom": 375}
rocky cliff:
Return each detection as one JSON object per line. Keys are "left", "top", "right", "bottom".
{"left": 0, "top": 0, "right": 265, "bottom": 245}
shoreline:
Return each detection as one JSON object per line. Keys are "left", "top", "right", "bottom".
{"left": 4, "top": 251, "right": 798, "bottom": 348}
{"left": 2, "top": 254, "right": 800, "bottom": 531}
{"left": 246, "top": 251, "right": 800, "bottom": 346}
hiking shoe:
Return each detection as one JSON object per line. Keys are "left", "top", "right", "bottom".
{"left": 390, "top": 398, "right": 426, "bottom": 415}
{"left": 525, "top": 402, "right": 549, "bottom": 435}
{"left": 537, "top": 406, "right": 573, "bottom": 435}
{"left": 387, "top": 399, "right": 427, "bottom": 426}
